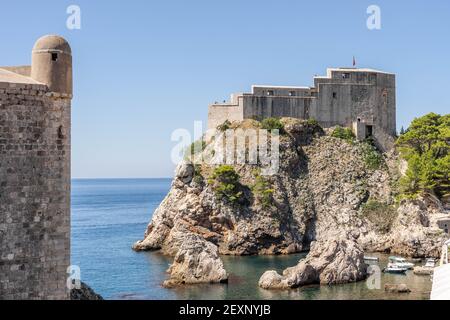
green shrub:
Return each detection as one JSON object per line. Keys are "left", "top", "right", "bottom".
{"left": 208, "top": 165, "right": 243, "bottom": 204}
{"left": 307, "top": 118, "right": 319, "bottom": 126}
{"left": 331, "top": 126, "right": 355, "bottom": 142}
{"left": 251, "top": 170, "right": 275, "bottom": 208}
{"left": 217, "top": 120, "right": 232, "bottom": 132}
{"left": 362, "top": 141, "right": 383, "bottom": 170}
{"left": 192, "top": 164, "right": 204, "bottom": 185}
{"left": 261, "top": 117, "right": 284, "bottom": 133}
{"left": 361, "top": 200, "right": 397, "bottom": 233}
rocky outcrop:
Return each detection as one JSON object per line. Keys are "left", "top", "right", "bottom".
{"left": 133, "top": 118, "right": 447, "bottom": 287}
{"left": 384, "top": 283, "right": 411, "bottom": 293}
{"left": 360, "top": 198, "right": 447, "bottom": 258}
{"left": 70, "top": 282, "right": 103, "bottom": 300}
{"left": 413, "top": 266, "right": 434, "bottom": 275}
{"left": 162, "top": 232, "right": 228, "bottom": 287}
{"left": 259, "top": 235, "right": 367, "bottom": 289}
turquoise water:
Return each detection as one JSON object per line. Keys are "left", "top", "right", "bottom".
{"left": 71, "top": 179, "right": 432, "bottom": 300}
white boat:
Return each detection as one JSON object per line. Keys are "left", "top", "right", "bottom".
{"left": 364, "top": 256, "right": 379, "bottom": 262}
{"left": 383, "top": 263, "right": 408, "bottom": 274}
{"left": 389, "top": 256, "right": 415, "bottom": 270}
{"left": 424, "top": 258, "right": 435, "bottom": 268}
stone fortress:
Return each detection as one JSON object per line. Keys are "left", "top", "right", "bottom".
{"left": 0, "top": 35, "right": 72, "bottom": 299}
{"left": 208, "top": 68, "right": 396, "bottom": 151}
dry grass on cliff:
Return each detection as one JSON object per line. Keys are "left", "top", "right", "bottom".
{"left": 361, "top": 199, "right": 398, "bottom": 233}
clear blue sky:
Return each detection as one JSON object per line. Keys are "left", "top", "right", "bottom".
{"left": 1, "top": 0, "right": 449, "bottom": 178}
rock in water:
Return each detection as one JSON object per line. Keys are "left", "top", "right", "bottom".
{"left": 163, "top": 233, "right": 228, "bottom": 287}
{"left": 384, "top": 283, "right": 411, "bottom": 293}
{"left": 413, "top": 266, "right": 434, "bottom": 275}
{"left": 259, "top": 235, "right": 367, "bottom": 289}
{"left": 70, "top": 282, "right": 103, "bottom": 300}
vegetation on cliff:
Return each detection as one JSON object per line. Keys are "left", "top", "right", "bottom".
{"left": 217, "top": 120, "right": 232, "bottom": 132}
{"left": 251, "top": 169, "right": 275, "bottom": 208}
{"left": 396, "top": 113, "right": 450, "bottom": 200}
{"left": 261, "top": 117, "right": 285, "bottom": 133}
{"left": 362, "top": 139, "right": 384, "bottom": 170}
{"left": 331, "top": 126, "right": 355, "bottom": 142}
{"left": 208, "top": 165, "right": 244, "bottom": 204}
{"left": 360, "top": 199, "right": 397, "bottom": 233}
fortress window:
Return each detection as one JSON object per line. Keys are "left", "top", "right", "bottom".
{"left": 342, "top": 73, "right": 350, "bottom": 79}
{"left": 267, "top": 90, "right": 274, "bottom": 96}
{"left": 289, "top": 91, "right": 296, "bottom": 97}
{"left": 52, "top": 53, "right": 58, "bottom": 62}
{"left": 332, "top": 92, "right": 337, "bottom": 99}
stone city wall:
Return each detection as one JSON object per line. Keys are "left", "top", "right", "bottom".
{"left": 0, "top": 82, "right": 71, "bottom": 300}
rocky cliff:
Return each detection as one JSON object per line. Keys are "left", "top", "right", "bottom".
{"left": 259, "top": 234, "right": 367, "bottom": 289}
{"left": 133, "top": 118, "right": 447, "bottom": 285}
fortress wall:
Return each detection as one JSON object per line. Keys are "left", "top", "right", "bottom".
{"left": 0, "top": 66, "right": 31, "bottom": 77}
{"left": 0, "top": 82, "right": 71, "bottom": 300}
{"left": 376, "top": 73, "right": 396, "bottom": 136}
{"left": 242, "top": 96, "right": 316, "bottom": 121}
{"left": 208, "top": 99, "right": 243, "bottom": 129}
{"left": 314, "top": 83, "right": 354, "bottom": 127}
{"left": 314, "top": 73, "right": 396, "bottom": 145}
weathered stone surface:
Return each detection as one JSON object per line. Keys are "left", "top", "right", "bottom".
{"left": 0, "top": 72, "right": 71, "bottom": 299}
{"left": 259, "top": 235, "right": 367, "bottom": 289}
{"left": 385, "top": 283, "right": 411, "bottom": 293}
{"left": 361, "top": 198, "right": 447, "bottom": 258}
{"left": 163, "top": 233, "right": 228, "bottom": 287}
{"left": 175, "top": 160, "right": 195, "bottom": 184}
{"left": 70, "top": 282, "right": 103, "bottom": 300}
{"left": 413, "top": 266, "right": 434, "bottom": 276}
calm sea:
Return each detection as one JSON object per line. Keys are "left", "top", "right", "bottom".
{"left": 71, "top": 179, "right": 432, "bottom": 300}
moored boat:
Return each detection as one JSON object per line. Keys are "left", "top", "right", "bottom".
{"left": 383, "top": 263, "right": 408, "bottom": 274}
{"left": 388, "top": 256, "right": 415, "bottom": 270}
{"left": 364, "top": 256, "right": 379, "bottom": 262}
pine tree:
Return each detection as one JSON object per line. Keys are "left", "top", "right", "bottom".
{"left": 396, "top": 113, "right": 450, "bottom": 199}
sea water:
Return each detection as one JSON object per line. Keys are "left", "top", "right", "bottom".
{"left": 71, "top": 179, "right": 431, "bottom": 300}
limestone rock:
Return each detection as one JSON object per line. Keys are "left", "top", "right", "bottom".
{"left": 384, "top": 283, "right": 411, "bottom": 293}
{"left": 163, "top": 233, "right": 228, "bottom": 287}
{"left": 175, "top": 160, "right": 195, "bottom": 184}
{"left": 361, "top": 198, "right": 447, "bottom": 258}
{"left": 259, "top": 235, "right": 367, "bottom": 289}
{"left": 70, "top": 282, "right": 103, "bottom": 300}
{"left": 258, "top": 271, "right": 290, "bottom": 290}
{"left": 413, "top": 266, "right": 434, "bottom": 276}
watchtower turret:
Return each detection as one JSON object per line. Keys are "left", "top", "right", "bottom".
{"left": 31, "top": 35, "right": 72, "bottom": 95}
